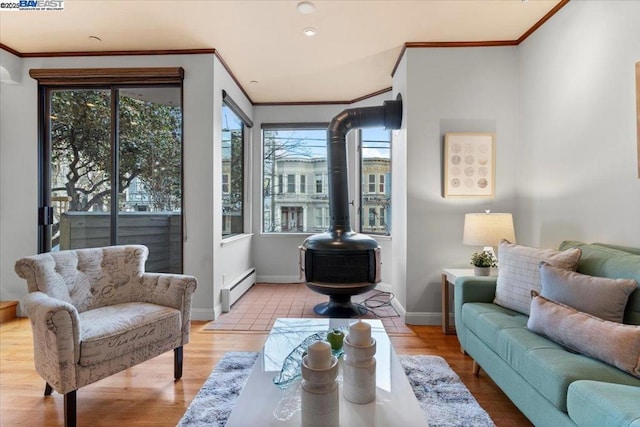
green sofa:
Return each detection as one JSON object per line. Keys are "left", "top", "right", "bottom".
{"left": 454, "top": 241, "right": 640, "bottom": 427}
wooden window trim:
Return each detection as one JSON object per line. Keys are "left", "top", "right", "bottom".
{"left": 29, "top": 67, "right": 184, "bottom": 86}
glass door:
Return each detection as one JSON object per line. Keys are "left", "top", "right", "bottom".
{"left": 47, "top": 88, "right": 113, "bottom": 251}
{"left": 117, "top": 87, "right": 183, "bottom": 272}
{"left": 41, "top": 86, "right": 183, "bottom": 273}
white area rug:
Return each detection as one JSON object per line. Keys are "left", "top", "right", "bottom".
{"left": 177, "top": 352, "right": 495, "bottom": 427}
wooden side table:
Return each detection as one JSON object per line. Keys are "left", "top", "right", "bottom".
{"left": 441, "top": 268, "right": 475, "bottom": 335}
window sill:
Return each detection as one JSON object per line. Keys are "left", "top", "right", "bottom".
{"left": 260, "top": 232, "right": 314, "bottom": 238}
{"left": 259, "top": 232, "right": 391, "bottom": 240}
{"left": 221, "top": 233, "right": 253, "bottom": 247}
{"left": 366, "top": 234, "right": 392, "bottom": 241}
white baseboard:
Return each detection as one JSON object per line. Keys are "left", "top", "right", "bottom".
{"left": 221, "top": 268, "right": 256, "bottom": 312}
{"left": 404, "top": 312, "right": 442, "bottom": 326}
{"left": 191, "top": 307, "right": 215, "bottom": 321}
{"left": 256, "top": 275, "right": 302, "bottom": 283}
{"left": 374, "top": 282, "right": 392, "bottom": 293}
{"left": 390, "top": 298, "right": 406, "bottom": 319}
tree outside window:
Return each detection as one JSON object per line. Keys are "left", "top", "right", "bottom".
{"left": 222, "top": 103, "right": 244, "bottom": 237}
{"left": 46, "top": 86, "right": 183, "bottom": 272}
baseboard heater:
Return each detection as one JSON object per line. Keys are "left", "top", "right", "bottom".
{"left": 221, "top": 268, "right": 256, "bottom": 313}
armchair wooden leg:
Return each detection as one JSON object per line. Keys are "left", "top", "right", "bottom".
{"left": 44, "top": 382, "right": 53, "bottom": 396}
{"left": 64, "top": 390, "right": 76, "bottom": 427}
{"left": 174, "top": 346, "right": 183, "bottom": 380}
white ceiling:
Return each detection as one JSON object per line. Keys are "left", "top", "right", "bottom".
{"left": 0, "top": 0, "right": 564, "bottom": 103}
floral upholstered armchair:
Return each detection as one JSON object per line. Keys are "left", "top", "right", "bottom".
{"left": 15, "top": 245, "right": 198, "bottom": 427}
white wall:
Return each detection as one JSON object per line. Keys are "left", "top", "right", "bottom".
{"left": 250, "top": 93, "right": 394, "bottom": 289}
{"left": 517, "top": 0, "right": 640, "bottom": 248}
{"left": 391, "top": 57, "right": 408, "bottom": 314}
{"left": 0, "top": 49, "right": 22, "bottom": 84}
{"left": 394, "top": 47, "right": 519, "bottom": 323}
{"left": 0, "top": 51, "right": 253, "bottom": 320}
{"left": 213, "top": 56, "right": 254, "bottom": 318}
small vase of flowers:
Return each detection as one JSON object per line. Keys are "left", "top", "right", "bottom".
{"left": 470, "top": 250, "right": 497, "bottom": 276}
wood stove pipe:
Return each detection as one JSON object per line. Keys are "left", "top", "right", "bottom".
{"left": 327, "top": 98, "right": 402, "bottom": 235}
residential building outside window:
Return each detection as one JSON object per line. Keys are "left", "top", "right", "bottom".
{"left": 263, "top": 124, "right": 329, "bottom": 233}
{"left": 360, "top": 128, "right": 391, "bottom": 235}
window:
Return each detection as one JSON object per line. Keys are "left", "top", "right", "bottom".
{"left": 315, "top": 174, "right": 323, "bottom": 193}
{"left": 222, "top": 103, "right": 244, "bottom": 237}
{"left": 221, "top": 91, "right": 252, "bottom": 238}
{"left": 314, "top": 206, "right": 329, "bottom": 231}
{"left": 368, "top": 174, "right": 376, "bottom": 193}
{"left": 315, "top": 207, "right": 324, "bottom": 229}
{"left": 222, "top": 174, "right": 230, "bottom": 194}
{"left": 368, "top": 208, "right": 376, "bottom": 227}
{"left": 360, "top": 128, "right": 391, "bottom": 235}
{"left": 287, "top": 174, "right": 296, "bottom": 193}
{"left": 33, "top": 67, "right": 185, "bottom": 273}
{"left": 262, "top": 124, "right": 328, "bottom": 233}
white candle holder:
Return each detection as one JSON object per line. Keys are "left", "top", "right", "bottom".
{"left": 301, "top": 355, "right": 339, "bottom": 427}
{"left": 342, "top": 336, "right": 377, "bottom": 404}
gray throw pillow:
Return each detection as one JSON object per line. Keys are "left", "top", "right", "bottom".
{"left": 539, "top": 262, "right": 637, "bottom": 323}
{"left": 528, "top": 294, "right": 640, "bottom": 378}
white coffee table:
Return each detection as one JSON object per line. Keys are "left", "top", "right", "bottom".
{"left": 225, "top": 318, "right": 428, "bottom": 426}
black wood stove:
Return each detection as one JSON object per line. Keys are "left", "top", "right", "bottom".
{"left": 300, "top": 97, "right": 402, "bottom": 317}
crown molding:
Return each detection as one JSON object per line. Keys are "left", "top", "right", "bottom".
{"left": 391, "top": 0, "right": 571, "bottom": 77}
{"left": 213, "top": 50, "right": 254, "bottom": 105}
{"left": 4, "top": 47, "right": 216, "bottom": 58}
{"left": 253, "top": 87, "right": 393, "bottom": 107}
{"left": 517, "top": 0, "right": 571, "bottom": 44}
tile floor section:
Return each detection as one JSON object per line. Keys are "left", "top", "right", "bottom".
{"left": 206, "top": 283, "right": 414, "bottom": 335}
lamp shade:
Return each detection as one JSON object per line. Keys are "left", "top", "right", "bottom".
{"left": 463, "top": 213, "right": 515, "bottom": 247}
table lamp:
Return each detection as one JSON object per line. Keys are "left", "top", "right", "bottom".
{"left": 463, "top": 210, "right": 516, "bottom": 260}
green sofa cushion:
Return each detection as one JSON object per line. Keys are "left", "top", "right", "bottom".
{"left": 515, "top": 346, "right": 640, "bottom": 412}
{"left": 462, "top": 302, "right": 640, "bottom": 411}
{"left": 461, "top": 302, "right": 527, "bottom": 350}
{"left": 567, "top": 380, "right": 640, "bottom": 427}
{"left": 559, "top": 241, "right": 640, "bottom": 324}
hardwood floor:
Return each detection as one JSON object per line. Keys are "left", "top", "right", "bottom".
{"left": 0, "top": 318, "right": 531, "bottom": 426}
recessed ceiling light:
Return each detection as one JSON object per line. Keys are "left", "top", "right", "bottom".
{"left": 303, "top": 27, "right": 317, "bottom": 37}
{"left": 250, "top": 80, "right": 259, "bottom": 84}
{"left": 88, "top": 35, "right": 102, "bottom": 42}
{"left": 297, "top": 1, "right": 315, "bottom": 14}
